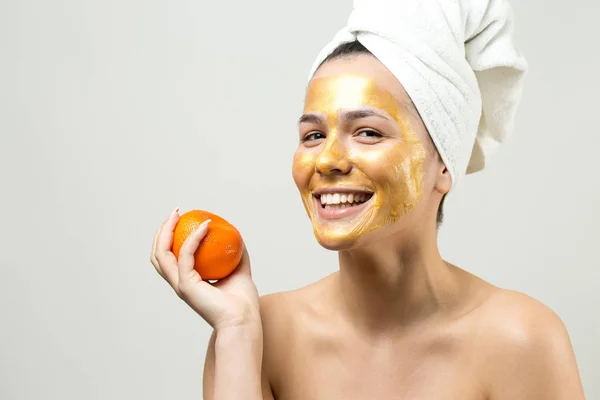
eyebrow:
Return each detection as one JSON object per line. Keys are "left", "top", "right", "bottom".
{"left": 298, "top": 109, "right": 390, "bottom": 125}
{"left": 341, "top": 109, "right": 390, "bottom": 122}
{"left": 298, "top": 113, "right": 324, "bottom": 125}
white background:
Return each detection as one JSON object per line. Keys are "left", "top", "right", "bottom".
{"left": 1, "top": 0, "right": 598, "bottom": 398}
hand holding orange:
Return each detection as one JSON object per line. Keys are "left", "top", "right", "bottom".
{"left": 171, "top": 210, "right": 243, "bottom": 281}
{"left": 151, "top": 208, "right": 260, "bottom": 330}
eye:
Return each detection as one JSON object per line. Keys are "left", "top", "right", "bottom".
{"left": 356, "top": 130, "right": 382, "bottom": 138}
{"left": 355, "top": 129, "right": 384, "bottom": 143}
{"left": 302, "top": 131, "right": 326, "bottom": 142}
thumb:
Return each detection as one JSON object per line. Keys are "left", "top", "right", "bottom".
{"left": 175, "top": 219, "right": 228, "bottom": 325}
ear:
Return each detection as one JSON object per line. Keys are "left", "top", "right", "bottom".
{"left": 435, "top": 162, "right": 452, "bottom": 195}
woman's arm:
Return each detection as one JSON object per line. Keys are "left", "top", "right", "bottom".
{"left": 203, "top": 326, "right": 274, "bottom": 400}
{"left": 151, "top": 209, "right": 271, "bottom": 399}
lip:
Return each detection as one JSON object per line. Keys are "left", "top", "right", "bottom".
{"left": 312, "top": 192, "right": 374, "bottom": 220}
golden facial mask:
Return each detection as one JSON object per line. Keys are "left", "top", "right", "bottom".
{"left": 293, "top": 74, "right": 426, "bottom": 244}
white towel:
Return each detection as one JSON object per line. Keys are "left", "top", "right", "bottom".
{"left": 308, "top": 0, "right": 528, "bottom": 187}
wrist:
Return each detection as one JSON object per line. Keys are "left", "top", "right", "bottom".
{"left": 215, "top": 322, "right": 262, "bottom": 344}
{"left": 213, "top": 304, "right": 262, "bottom": 332}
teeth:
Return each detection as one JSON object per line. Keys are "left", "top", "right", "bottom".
{"left": 318, "top": 192, "right": 371, "bottom": 206}
{"left": 332, "top": 193, "right": 341, "bottom": 204}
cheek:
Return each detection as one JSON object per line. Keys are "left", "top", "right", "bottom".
{"left": 352, "top": 143, "right": 425, "bottom": 200}
{"left": 350, "top": 144, "right": 414, "bottom": 182}
{"left": 419, "top": 155, "right": 439, "bottom": 190}
{"left": 396, "top": 145, "right": 426, "bottom": 197}
{"left": 292, "top": 150, "right": 315, "bottom": 189}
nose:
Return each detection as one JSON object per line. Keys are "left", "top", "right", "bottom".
{"left": 315, "top": 136, "right": 351, "bottom": 176}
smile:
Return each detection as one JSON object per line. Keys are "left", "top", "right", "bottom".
{"left": 312, "top": 188, "right": 374, "bottom": 220}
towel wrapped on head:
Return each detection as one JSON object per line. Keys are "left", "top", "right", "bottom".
{"left": 309, "top": 0, "right": 528, "bottom": 187}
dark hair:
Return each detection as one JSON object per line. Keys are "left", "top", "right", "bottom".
{"left": 320, "top": 40, "right": 372, "bottom": 65}
{"left": 320, "top": 40, "right": 448, "bottom": 228}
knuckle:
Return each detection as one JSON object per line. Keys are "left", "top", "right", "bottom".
{"left": 179, "top": 250, "right": 193, "bottom": 264}
{"left": 176, "top": 254, "right": 188, "bottom": 267}
{"left": 181, "top": 237, "right": 195, "bottom": 249}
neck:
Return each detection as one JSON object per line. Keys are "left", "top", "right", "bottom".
{"left": 333, "top": 226, "right": 461, "bottom": 335}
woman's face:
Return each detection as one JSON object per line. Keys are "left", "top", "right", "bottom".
{"left": 292, "top": 55, "right": 442, "bottom": 250}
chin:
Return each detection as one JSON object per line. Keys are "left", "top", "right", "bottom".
{"left": 312, "top": 217, "right": 417, "bottom": 252}
{"left": 312, "top": 225, "right": 384, "bottom": 251}
{"left": 313, "top": 230, "right": 360, "bottom": 251}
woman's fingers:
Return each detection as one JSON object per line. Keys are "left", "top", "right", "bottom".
{"left": 176, "top": 219, "right": 225, "bottom": 321}
{"left": 154, "top": 207, "right": 181, "bottom": 288}
{"left": 177, "top": 219, "right": 211, "bottom": 284}
{"left": 151, "top": 211, "right": 259, "bottom": 329}
{"left": 150, "top": 220, "right": 167, "bottom": 279}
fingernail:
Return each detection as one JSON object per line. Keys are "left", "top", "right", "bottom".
{"left": 171, "top": 207, "right": 180, "bottom": 217}
{"left": 196, "top": 219, "right": 211, "bottom": 232}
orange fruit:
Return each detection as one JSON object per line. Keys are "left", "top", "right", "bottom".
{"left": 171, "top": 210, "right": 243, "bottom": 280}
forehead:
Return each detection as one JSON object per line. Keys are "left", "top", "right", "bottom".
{"left": 306, "top": 55, "right": 436, "bottom": 157}
{"left": 304, "top": 74, "right": 401, "bottom": 119}
{"left": 308, "top": 55, "right": 412, "bottom": 110}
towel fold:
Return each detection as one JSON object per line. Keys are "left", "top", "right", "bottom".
{"left": 309, "top": 0, "right": 528, "bottom": 186}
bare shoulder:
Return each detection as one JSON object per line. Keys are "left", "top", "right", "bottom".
{"left": 259, "top": 276, "right": 329, "bottom": 328}
{"left": 259, "top": 273, "right": 335, "bottom": 329}
{"left": 475, "top": 289, "right": 566, "bottom": 338}
{"left": 472, "top": 289, "right": 585, "bottom": 399}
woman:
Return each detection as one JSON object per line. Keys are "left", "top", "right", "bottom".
{"left": 150, "top": 1, "right": 585, "bottom": 399}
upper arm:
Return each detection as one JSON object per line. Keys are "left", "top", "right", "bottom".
{"left": 484, "top": 295, "right": 585, "bottom": 399}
